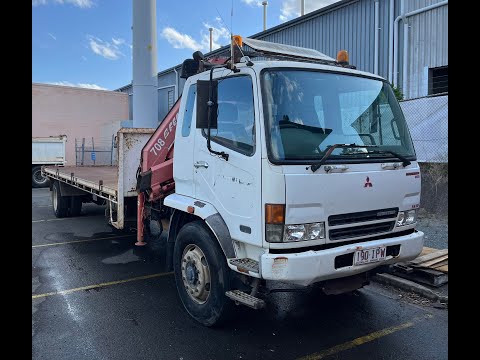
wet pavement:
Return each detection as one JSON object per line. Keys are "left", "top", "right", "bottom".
{"left": 32, "top": 188, "right": 448, "bottom": 360}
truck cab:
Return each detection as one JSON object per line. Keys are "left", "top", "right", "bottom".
{"left": 138, "top": 39, "right": 424, "bottom": 326}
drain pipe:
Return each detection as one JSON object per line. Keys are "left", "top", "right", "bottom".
{"left": 388, "top": 0, "right": 394, "bottom": 82}
{"left": 374, "top": 0, "right": 379, "bottom": 74}
{"left": 173, "top": 67, "right": 179, "bottom": 100}
{"left": 393, "top": 0, "right": 448, "bottom": 89}
{"left": 402, "top": 22, "right": 409, "bottom": 96}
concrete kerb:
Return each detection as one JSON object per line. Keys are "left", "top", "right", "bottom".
{"left": 372, "top": 273, "right": 448, "bottom": 304}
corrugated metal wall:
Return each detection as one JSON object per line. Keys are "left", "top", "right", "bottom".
{"left": 256, "top": 0, "right": 386, "bottom": 77}
{"left": 118, "top": 0, "right": 448, "bottom": 120}
{"left": 403, "top": 0, "right": 448, "bottom": 98}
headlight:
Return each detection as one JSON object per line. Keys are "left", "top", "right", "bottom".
{"left": 405, "top": 210, "right": 417, "bottom": 224}
{"left": 284, "top": 224, "right": 305, "bottom": 242}
{"left": 266, "top": 222, "right": 325, "bottom": 242}
{"left": 396, "top": 209, "right": 417, "bottom": 227}
{"left": 306, "top": 222, "right": 325, "bottom": 240}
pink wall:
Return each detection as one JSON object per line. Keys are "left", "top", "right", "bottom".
{"left": 32, "top": 83, "right": 129, "bottom": 165}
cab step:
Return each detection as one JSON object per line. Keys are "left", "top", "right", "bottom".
{"left": 228, "top": 258, "right": 259, "bottom": 273}
{"left": 225, "top": 290, "right": 266, "bottom": 310}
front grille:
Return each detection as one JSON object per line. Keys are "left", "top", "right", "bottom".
{"left": 329, "top": 221, "right": 395, "bottom": 241}
{"left": 328, "top": 208, "right": 398, "bottom": 226}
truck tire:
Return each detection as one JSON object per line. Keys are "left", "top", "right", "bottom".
{"left": 52, "top": 181, "right": 69, "bottom": 218}
{"left": 69, "top": 197, "right": 82, "bottom": 217}
{"left": 32, "top": 166, "right": 49, "bottom": 188}
{"left": 173, "top": 220, "right": 232, "bottom": 327}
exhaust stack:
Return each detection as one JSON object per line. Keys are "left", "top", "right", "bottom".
{"left": 209, "top": 27, "right": 213, "bottom": 52}
{"left": 262, "top": 1, "right": 268, "bottom": 31}
{"left": 132, "top": 0, "right": 158, "bottom": 128}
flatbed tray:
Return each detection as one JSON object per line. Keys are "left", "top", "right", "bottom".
{"left": 44, "top": 165, "right": 118, "bottom": 198}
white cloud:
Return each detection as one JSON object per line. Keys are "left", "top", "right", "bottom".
{"left": 48, "top": 33, "right": 57, "bottom": 40}
{"left": 112, "top": 37, "right": 125, "bottom": 46}
{"left": 77, "top": 83, "right": 107, "bottom": 90}
{"left": 280, "top": 0, "right": 339, "bottom": 22}
{"left": 33, "top": 0, "right": 94, "bottom": 8}
{"left": 47, "top": 81, "right": 107, "bottom": 90}
{"left": 81, "top": 55, "right": 87, "bottom": 61}
{"left": 241, "top": 0, "right": 262, "bottom": 6}
{"left": 161, "top": 19, "right": 230, "bottom": 53}
{"left": 161, "top": 27, "right": 202, "bottom": 51}
{"left": 87, "top": 35, "right": 124, "bottom": 60}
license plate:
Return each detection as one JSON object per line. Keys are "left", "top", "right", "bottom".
{"left": 353, "top": 246, "right": 387, "bottom": 265}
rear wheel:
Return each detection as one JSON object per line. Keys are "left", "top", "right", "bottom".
{"left": 70, "top": 197, "right": 82, "bottom": 217}
{"left": 173, "top": 221, "right": 232, "bottom": 327}
{"left": 32, "top": 166, "right": 49, "bottom": 188}
{"left": 52, "top": 181, "right": 69, "bottom": 218}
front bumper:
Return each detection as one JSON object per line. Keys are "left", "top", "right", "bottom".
{"left": 261, "top": 230, "right": 424, "bottom": 286}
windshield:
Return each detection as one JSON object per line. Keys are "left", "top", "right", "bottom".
{"left": 261, "top": 69, "right": 416, "bottom": 163}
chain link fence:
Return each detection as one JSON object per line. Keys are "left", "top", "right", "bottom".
{"left": 75, "top": 136, "right": 116, "bottom": 166}
{"left": 400, "top": 93, "right": 448, "bottom": 163}
{"left": 400, "top": 93, "right": 448, "bottom": 216}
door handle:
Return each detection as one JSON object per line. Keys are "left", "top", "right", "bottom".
{"left": 194, "top": 161, "right": 209, "bottom": 169}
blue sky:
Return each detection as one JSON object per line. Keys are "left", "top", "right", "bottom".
{"left": 32, "top": 0, "right": 338, "bottom": 90}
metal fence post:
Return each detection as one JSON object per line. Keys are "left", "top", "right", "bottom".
{"left": 81, "top": 138, "right": 85, "bottom": 166}
{"left": 92, "top": 137, "right": 95, "bottom": 165}
{"left": 111, "top": 134, "right": 114, "bottom": 166}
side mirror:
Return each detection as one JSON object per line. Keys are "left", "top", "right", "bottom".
{"left": 180, "top": 59, "right": 199, "bottom": 79}
{"left": 196, "top": 80, "right": 218, "bottom": 129}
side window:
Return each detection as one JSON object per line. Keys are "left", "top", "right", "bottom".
{"left": 208, "top": 76, "right": 255, "bottom": 156}
{"left": 181, "top": 84, "right": 196, "bottom": 137}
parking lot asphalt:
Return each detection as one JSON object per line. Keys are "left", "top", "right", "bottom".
{"left": 32, "top": 188, "right": 448, "bottom": 360}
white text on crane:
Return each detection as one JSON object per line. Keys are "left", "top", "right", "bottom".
{"left": 149, "top": 114, "right": 178, "bottom": 156}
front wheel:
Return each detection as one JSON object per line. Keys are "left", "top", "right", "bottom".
{"left": 173, "top": 221, "right": 232, "bottom": 327}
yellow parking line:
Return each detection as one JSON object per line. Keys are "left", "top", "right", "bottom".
{"left": 32, "top": 272, "right": 174, "bottom": 300}
{"left": 297, "top": 314, "right": 433, "bottom": 360}
{"left": 32, "top": 234, "right": 134, "bottom": 248}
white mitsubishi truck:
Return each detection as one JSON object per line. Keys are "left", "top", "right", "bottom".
{"left": 44, "top": 37, "right": 424, "bottom": 326}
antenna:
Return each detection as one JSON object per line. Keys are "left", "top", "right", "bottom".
{"left": 231, "top": 0, "right": 233, "bottom": 36}
{"left": 230, "top": 0, "right": 234, "bottom": 70}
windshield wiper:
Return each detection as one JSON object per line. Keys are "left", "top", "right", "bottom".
{"left": 362, "top": 146, "right": 411, "bottom": 167}
{"left": 310, "top": 143, "right": 359, "bottom": 172}
{"left": 310, "top": 144, "right": 411, "bottom": 173}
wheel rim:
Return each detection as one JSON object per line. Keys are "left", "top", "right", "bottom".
{"left": 181, "top": 244, "right": 211, "bottom": 304}
{"left": 33, "top": 169, "right": 47, "bottom": 184}
{"left": 53, "top": 186, "right": 58, "bottom": 211}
